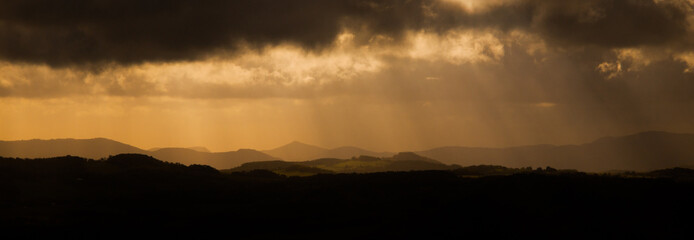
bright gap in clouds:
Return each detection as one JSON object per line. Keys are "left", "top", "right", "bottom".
{"left": 0, "top": 29, "right": 528, "bottom": 151}
{"left": 2, "top": 0, "right": 694, "bottom": 151}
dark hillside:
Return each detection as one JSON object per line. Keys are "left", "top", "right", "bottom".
{"left": 1, "top": 154, "right": 693, "bottom": 238}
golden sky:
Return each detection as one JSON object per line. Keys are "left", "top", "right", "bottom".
{"left": 2, "top": 0, "right": 694, "bottom": 151}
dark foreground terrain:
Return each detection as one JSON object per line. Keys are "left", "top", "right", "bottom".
{"left": 1, "top": 154, "right": 694, "bottom": 239}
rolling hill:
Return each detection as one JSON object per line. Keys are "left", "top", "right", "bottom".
{"left": 229, "top": 152, "right": 456, "bottom": 175}
{"left": 0, "top": 138, "right": 147, "bottom": 159}
{"left": 149, "top": 148, "right": 276, "bottom": 169}
{"left": 149, "top": 146, "right": 211, "bottom": 152}
{"left": 262, "top": 141, "right": 393, "bottom": 161}
{"left": 3, "top": 153, "right": 694, "bottom": 238}
{"left": 0, "top": 138, "right": 276, "bottom": 169}
{"left": 3, "top": 131, "right": 694, "bottom": 172}
{"left": 417, "top": 131, "right": 694, "bottom": 172}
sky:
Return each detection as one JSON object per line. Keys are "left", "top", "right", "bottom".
{"left": 1, "top": 0, "right": 694, "bottom": 152}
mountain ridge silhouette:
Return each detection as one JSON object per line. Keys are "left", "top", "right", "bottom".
{"left": 2, "top": 131, "right": 694, "bottom": 171}
{"left": 0, "top": 138, "right": 275, "bottom": 169}
{"left": 417, "top": 131, "right": 694, "bottom": 171}
{"left": 261, "top": 141, "right": 394, "bottom": 161}
{"left": 229, "top": 152, "right": 455, "bottom": 174}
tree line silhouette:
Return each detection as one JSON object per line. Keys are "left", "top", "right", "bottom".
{"left": 1, "top": 154, "right": 693, "bottom": 238}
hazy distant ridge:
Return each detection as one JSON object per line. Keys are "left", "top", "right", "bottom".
{"left": 2, "top": 131, "right": 694, "bottom": 171}
{"left": 0, "top": 138, "right": 275, "bottom": 169}
{"left": 417, "top": 131, "right": 694, "bottom": 172}
{"left": 262, "top": 141, "right": 394, "bottom": 161}
{"left": 229, "top": 152, "right": 455, "bottom": 174}
{"left": 0, "top": 138, "right": 147, "bottom": 159}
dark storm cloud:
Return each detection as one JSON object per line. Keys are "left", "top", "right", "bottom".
{"left": 0, "top": 0, "right": 691, "bottom": 66}
{"left": 523, "top": 0, "right": 691, "bottom": 48}
{"left": 457, "top": 0, "right": 691, "bottom": 48}
{"left": 0, "top": 0, "right": 465, "bottom": 66}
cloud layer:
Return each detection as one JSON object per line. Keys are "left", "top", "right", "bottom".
{"left": 0, "top": 0, "right": 691, "bottom": 66}
{"left": 2, "top": 0, "right": 694, "bottom": 151}
{"left": 0, "top": 0, "right": 467, "bottom": 66}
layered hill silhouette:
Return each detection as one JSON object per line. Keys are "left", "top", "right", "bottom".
{"left": 0, "top": 138, "right": 147, "bottom": 159}
{"left": 262, "top": 141, "right": 393, "bottom": 161}
{"left": 0, "top": 138, "right": 275, "bottom": 169}
{"left": 417, "top": 131, "right": 694, "bottom": 172}
{"left": 148, "top": 148, "right": 276, "bottom": 169}
{"left": 149, "top": 146, "right": 211, "bottom": 152}
{"left": 2, "top": 153, "right": 694, "bottom": 238}
{"left": 229, "top": 152, "right": 457, "bottom": 175}
{"left": 2, "top": 131, "right": 694, "bottom": 171}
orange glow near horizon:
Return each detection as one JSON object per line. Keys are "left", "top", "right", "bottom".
{"left": 2, "top": 0, "right": 694, "bottom": 153}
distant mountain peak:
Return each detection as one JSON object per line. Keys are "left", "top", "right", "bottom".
{"left": 262, "top": 141, "right": 328, "bottom": 161}
{"left": 187, "top": 146, "right": 210, "bottom": 152}
{"left": 236, "top": 148, "right": 263, "bottom": 153}
{"left": 285, "top": 140, "right": 321, "bottom": 147}
{"left": 261, "top": 141, "right": 395, "bottom": 161}
{"left": 270, "top": 141, "right": 327, "bottom": 152}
